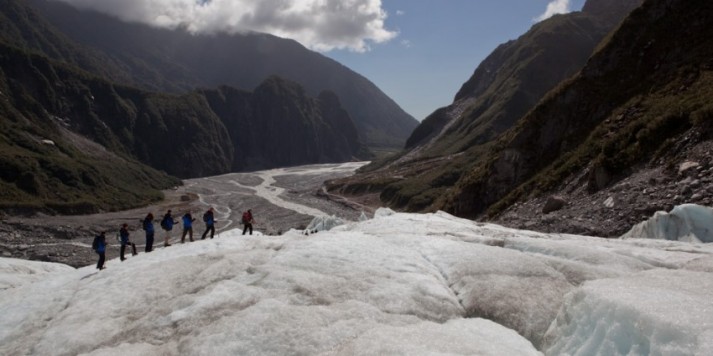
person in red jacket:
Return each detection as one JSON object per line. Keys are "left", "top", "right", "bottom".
{"left": 242, "top": 209, "right": 255, "bottom": 235}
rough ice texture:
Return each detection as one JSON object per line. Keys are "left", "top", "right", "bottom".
{"left": 543, "top": 269, "right": 713, "bottom": 355}
{"left": 304, "top": 215, "right": 346, "bottom": 233}
{"left": 0, "top": 258, "right": 74, "bottom": 290}
{"left": 622, "top": 204, "right": 713, "bottom": 242}
{"left": 1, "top": 209, "right": 713, "bottom": 355}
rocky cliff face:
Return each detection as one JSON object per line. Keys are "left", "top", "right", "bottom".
{"left": 15, "top": 0, "right": 417, "bottom": 150}
{"left": 202, "top": 78, "right": 366, "bottom": 171}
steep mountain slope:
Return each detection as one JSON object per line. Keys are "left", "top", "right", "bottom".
{"left": 0, "top": 44, "right": 182, "bottom": 213}
{"left": 330, "top": 0, "right": 643, "bottom": 212}
{"left": 11, "top": 0, "right": 418, "bottom": 150}
{"left": 0, "top": 36, "right": 366, "bottom": 212}
{"left": 408, "top": 12, "right": 612, "bottom": 156}
{"left": 405, "top": 0, "right": 642, "bottom": 156}
{"left": 442, "top": 0, "right": 713, "bottom": 235}
{"left": 202, "top": 78, "right": 366, "bottom": 171}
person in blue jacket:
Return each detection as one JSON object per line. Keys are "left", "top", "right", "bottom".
{"left": 92, "top": 231, "right": 107, "bottom": 270}
{"left": 181, "top": 211, "right": 195, "bottom": 243}
{"left": 201, "top": 207, "right": 216, "bottom": 239}
{"left": 160, "top": 210, "right": 177, "bottom": 247}
{"left": 142, "top": 213, "right": 155, "bottom": 252}
{"left": 119, "top": 223, "right": 137, "bottom": 261}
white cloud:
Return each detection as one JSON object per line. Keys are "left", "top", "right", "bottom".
{"left": 396, "top": 10, "right": 405, "bottom": 16}
{"left": 400, "top": 39, "right": 412, "bottom": 48}
{"left": 52, "top": 0, "right": 398, "bottom": 52}
{"left": 534, "top": 0, "right": 571, "bottom": 22}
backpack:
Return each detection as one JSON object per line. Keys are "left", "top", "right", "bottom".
{"left": 92, "top": 236, "right": 100, "bottom": 251}
{"left": 203, "top": 212, "right": 209, "bottom": 223}
{"left": 242, "top": 212, "right": 250, "bottom": 224}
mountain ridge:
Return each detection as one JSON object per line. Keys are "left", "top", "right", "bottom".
{"left": 19, "top": 0, "right": 418, "bottom": 150}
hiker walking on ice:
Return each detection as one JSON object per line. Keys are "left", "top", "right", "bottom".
{"left": 160, "top": 210, "right": 177, "bottom": 247}
{"left": 181, "top": 211, "right": 195, "bottom": 243}
{"left": 142, "top": 213, "right": 155, "bottom": 252}
{"left": 92, "top": 231, "right": 107, "bottom": 270}
{"left": 201, "top": 207, "right": 216, "bottom": 239}
{"left": 119, "top": 223, "right": 137, "bottom": 261}
{"left": 242, "top": 209, "right": 255, "bottom": 235}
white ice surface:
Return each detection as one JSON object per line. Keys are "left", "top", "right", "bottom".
{"left": 622, "top": 204, "right": 713, "bottom": 242}
{"left": 2, "top": 209, "right": 713, "bottom": 355}
{"left": 544, "top": 269, "right": 713, "bottom": 355}
{"left": 0, "top": 258, "right": 74, "bottom": 290}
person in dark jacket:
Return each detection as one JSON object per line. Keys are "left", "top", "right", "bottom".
{"left": 201, "top": 207, "right": 216, "bottom": 239}
{"left": 242, "top": 209, "right": 255, "bottom": 235}
{"left": 161, "top": 210, "right": 177, "bottom": 247}
{"left": 181, "top": 211, "right": 195, "bottom": 243}
{"left": 119, "top": 223, "right": 137, "bottom": 261}
{"left": 92, "top": 231, "right": 107, "bottom": 270}
{"left": 142, "top": 213, "right": 155, "bottom": 252}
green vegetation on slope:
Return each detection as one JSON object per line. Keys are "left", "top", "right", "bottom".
{"left": 0, "top": 87, "right": 180, "bottom": 214}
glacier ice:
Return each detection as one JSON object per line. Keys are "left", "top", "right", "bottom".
{"left": 304, "top": 214, "right": 345, "bottom": 233}
{"left": 0, "top": 258, "right": 74, "bottom": 291}
{"left": 543, "top": 269, "right": 713, "bottom": 355}
{"left": 622, "top": 204, "right": 713, "bottom": 242}
{"left": 2, "top": 208, "right": 713, "bottom": 355}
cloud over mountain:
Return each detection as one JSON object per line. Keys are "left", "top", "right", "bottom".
{"left": 51, "top": 0, "right": 397, "bottom": 52}
{"left": 534, "top": 0, "right": 572, "bottom": 22}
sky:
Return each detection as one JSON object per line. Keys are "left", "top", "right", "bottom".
{"left": 328, "top": 0, "right": 588, "bottom": 120}
{"left": 54, "top": 0, "right": 587, "bottom": 120}
{"left": 2, "top": 159, "right": 713, "bottom": 355}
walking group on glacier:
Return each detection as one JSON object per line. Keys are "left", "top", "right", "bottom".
{"left": 91, "top": 207, "right": 256, "bottom": 270}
